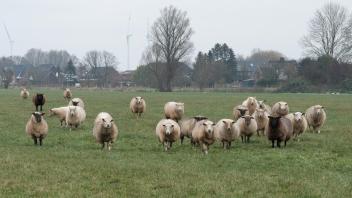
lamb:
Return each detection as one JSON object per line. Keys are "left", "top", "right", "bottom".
{"left": 164, "top": 102, "right": 184, "bottom": 122}
{"left": 271, "top": 101, "right": 289, "bottom": 117}
{"left": 233, "top": 105, "right": 249, "bottom": 121}
{"left": 179, "top": 115, "right": 208, "bottom": 144}
{"left": 155, "top": 119, "right": 181, "bottom": 151}
{"left": 65, "top": 106, "right": 86, "bottom": 131}
{"left": 130, "top": 96, "right": 146, "bottom": 118}
{"left": 242, "top": 97, "right": 258, "bottom": 115}
{"left": 25, "top": 112, "right": 48, "bottom": 146}
{"left": 49, "top": 106, "right": 69, "bottom": 126}
{"left": 214, "top": 119, "right": 239, "bottom": 149}
{"left": 265, "top": 116, "right": 293, "bottom": 148}
{"left": 236, "top": 115, "right": 257, "bottom": 143}
{"left": 257, "top": 100, "right": 271, "bottom": 114}
{"left": 305, "top": 105, "right": 326, "bottom": 133}
{"left": 68, "top": 98, "right": 85, "bottom": 109}
{"left": 32, "top": 93, "right": 46, "bottom": 111}
{"left": 253, "top": 109, "right": 269, "bottom": 136}
{"left": 63, "top": 88, "right": 72, "bottom": 100}
{"left": 20, "top": 88, "right": 29, "bottom": 99}
{"left": 191, "top": 120, "right": 216, "bottom": 154}
{"left": 92, "top": 112, "right": 118, "bottom": 150}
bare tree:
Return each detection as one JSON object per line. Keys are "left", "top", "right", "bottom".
{"left": 83, "top": 50, "right": 103, "bottom": 86}
{"left": 150, "top": 5, "right": 194, "bottom": 91}
{"left": 141, "top": 44, "right": 165, "bottom": 91}
{"left": 24, "top": 48, "right": 47, "bottom": 67}
{"left": 301, "top": 2, "right": 352, "bottom": 62}
{"left": 102, "top": 51, "right": 118, "bottom": 87}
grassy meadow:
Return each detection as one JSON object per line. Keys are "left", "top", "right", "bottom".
{"left": 0, "top": 88, "right": 351, "bottom": 197}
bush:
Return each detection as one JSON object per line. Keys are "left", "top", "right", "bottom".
{"left": 277, "top": 79, "right": 312, "bottom": 93}
{"left": 340, "top": 79, "right": 352, "bottom": 92}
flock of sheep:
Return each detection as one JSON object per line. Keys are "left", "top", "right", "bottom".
{"left": 20, "top": 88, "right": 327, "bottom": 154}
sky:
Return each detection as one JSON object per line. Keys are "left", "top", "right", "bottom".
{"left": 1, "top": 0, "right": 351, "bottom": 71}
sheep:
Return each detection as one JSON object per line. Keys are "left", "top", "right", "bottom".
{"left": 191, "top": 120, "right": 216, "bottom": 154}
{"left": 155, "top": 119, "right": 181, "bottom": 151}
{"left": 257, "top": 100, "right": 271, "bottom": 114}
{"left": 63, "top": 88, "right": 72, "bottom": 100}
{"left": 49, "top": 106, "right": 69, "bottom": 126}
{"left": 164, "top": 102, "right": 184, "bottom": 122}
{"left": 68, "top": 98, "right": 85, "bottom": 109}
{"left": 20, "top": 88, "right": 29, "bottom": 99}
{"left": 25, "top": 112, "right": 48, "bottom": 146}
{"left": 65, "top": 106, "right": 86, "bottom": 131}
{"left": 130, "top": 96, "right": 146, "bottom": 118}
{"left": 214, "top": 119, "right": 239, "bottom": 149}
{"left": 233, "top": 105, "right": 249, "bottom": 121}
{"left": 32, "top": 93, "right": 46, "bottom": 111}
{"left": 253, "top": 109, "right": 269, "bottom": 136}
{"left": 305, "top": 105, "right": 326, "bottom": 133}
{"left": 242, "top": 97, "right": 258, "bottom": 115}
{"left": 271, "top": 101, "right": 289, "bottom": 117}
{"left": 265, "top": 116, "right": 293, "bottom": 148}
{"left": 179, "top": 115, "right": 208, "bottom": 144}
{"left": 288, "top": 112, "right": 308, "bottom": 140}
{"left": 92, "top": 112, "right": 118, "bottom": 150}
{"left": 236, "top": 115, "right": 257, "bottom": 143}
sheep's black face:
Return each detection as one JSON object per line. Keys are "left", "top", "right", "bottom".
{"left": 238, "top": 109, "right": 247, "bottom": 116}
{"left": 268, "top": 116, "right": 280, "bottom": 128}
{"left": 36, "top": 94, "right": 44, "bottom": 101}
{"left": 72, "top": 101, "right": 79, "bottom": 106}
{"left": 193, "top": 116, "right": 207, "bottom": 122}
{"left": 32, "top": 112, "right": 44, "bottom": 123}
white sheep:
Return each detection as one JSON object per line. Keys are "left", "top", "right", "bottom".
{"left": 233, "top": 105, "right": 249, "bottom": 121}
{"left": 179, "top": 116, "right": 208, "bottom": 144}
{"left": 63, "top": 88, "right": 72, "bottom": 100}
{"left": 130, "top": 96, "right": 146, "bottom": 118}
{"left": 20, "top": 88, "right": 29, "bottom": 99}
{"left": 236, "top": 115, "right": 258, "bottom": 143}
{"left": 49, "top": 106, "right": 69, "bottom": 126}
{"left": 155, "top": 119, "right": 181, "bottom": 151}
{"left": 257, "top": 100, "right": 271, "bottom": 114}
{"left": 65, "top": 106, "right": 86, "bottom": 131}
{"left": 92, "top": 112, "right": 118, "bottom": 150}
{"left": 271, "top": 101, "right": 289, "bottom": 117}
{"left": 289, "top": 112, "right": 308, "bottom": 140}
{"left": 214, "top": 119, "right": 239, "bottom": 149}
{"left": 68, "top": 98, "right": 85, "bottom": 109}
{"left": 25, "top": 112, "right": 48, "bottom": 146}
{"left": 242, "top": 97, "right": 258, "bottom": 115}
{"left": 191, "top": 120, "right": 216, "bottom": 154}
{"left": 305, "top": 105, "right": 326, "bottom": 133}
{"left": 164, "top": 102, "right": 184, "bottom": 122}
{"left": 253, "top": 109, "right": 269, "bottom": 136}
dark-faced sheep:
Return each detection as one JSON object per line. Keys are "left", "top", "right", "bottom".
{"left": 32, "top": 93, "right": 46, "bottom": 111}
{"left": 25, "top": 112, "right": 48, "bottom": 146}
{"left": 265, "top": 116, "right": 293, "bottom": 148}
{"left": 233, "top": 105, "right": 249, "bottom": 121}
{"left": 68, "top": 98, "right": 85, "bottom": 109}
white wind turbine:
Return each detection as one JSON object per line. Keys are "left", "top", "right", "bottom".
{"left": 126, "top": 16, "right": 133, "bottom": 70}
{"left": 3, "top": 23, "right": 15, "bottom": 58}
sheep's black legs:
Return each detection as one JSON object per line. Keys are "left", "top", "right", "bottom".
{"left": 170, "top": 142, "right": 173, "bottom": 148}
{"left": 284, "top": 140, "right": 287, "bottom": 147}
{"left": 35, "top": 105, "right": 38, "bottom": 111}
{"left": 229, "top": 141, "right": 232, "bottom": 148}
{"left": 39, "top": 135, "right": 43, "bottom": 146}
{"left": 40, "top": 105, "right": 43, "bottom": 111}
{"left": 277, "top": 140, "right": 281, "bottom": 148}
{"left": 272, "top": 140, "right": 275, "bottom": 148}
{"left": 241, "top": 136, "right": 244, "bottom": 143}
{"left": 180, "top": 135, "right": 184, "bottom": 144}
{"left": 101, "top": 143, "right": 105, "bottom": 150}
{"left": 32, "top": 135, "right": 38, "bottom": 145}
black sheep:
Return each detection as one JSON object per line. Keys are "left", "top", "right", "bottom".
{"left": 32, "top": 93, "right": 46, "bottom": 111}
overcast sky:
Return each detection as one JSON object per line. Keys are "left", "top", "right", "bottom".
{"left": 1, "top": 0, "right": 351, "bottom": 71}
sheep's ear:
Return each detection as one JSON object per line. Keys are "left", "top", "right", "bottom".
{"left": 302, "top": 113, "right": 305, "bottom": 116}
{"left": 41, "top": 112, "right": 45, "bottom": 116}
{"left": 222, "top": 120, "right": 226, "bottom": 124}
{"left": 110, "top": 119, "right": 114, "bottom": 122}
{"left": 203, "top": 123, "right": 207, "bottom": 126}
{"left": 162, "top": 124, "right": 166, "bottom": 127}
{"left": 32, "top": 112, "right": 36, "bottom": 116}
{"left": 285, "top": 103, "right": 288, "bottom": 106}
{"left": 232, "top": 121, "right": 236, "bottom": 124}
{"left": 212, "top": 123, "right": 216, "bottom": 126}
{"left": 171, "top": 124, "right": 174, "bottom": 127}
{"left": 102, "top": 118, "right": 106, "bottom": 122}
{"left": 268, "top": 116, "right": 273, "bottom": 119}
{"left": 321, "top": 106, "right": 325, "bottom": 109}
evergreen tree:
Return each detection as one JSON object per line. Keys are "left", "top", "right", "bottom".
{"left": 65, "top": 59, "right": 76, "bottom": 75}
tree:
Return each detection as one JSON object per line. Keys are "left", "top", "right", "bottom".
{"left": 65, "top": 59, "right": 76, "bottom": 75}
{"left": 209, "top": 43, "right": 237, "bottom": 83}
{"left": 83, "top": 50, "right": 103, "bottom": 84}
{"left": 24, "top": 48, "right": 47, "bottom": 67}
{"left": 102, "top": 51, "right": 118, "bottom": 87}
{"left": 150, "top": 5, "right": 194, "bottom": 91}
{"left": 1, "top": 67, "right": 14, "bottom": 89}
{"left": 301, "top": 2, "right": 352, "bottom": 63}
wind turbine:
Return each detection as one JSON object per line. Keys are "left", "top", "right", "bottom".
{"left": 3, "top": 23, "right": 15, "bottom": 58}
{"left": 126, "top": 16, "right": 132, "bottom": 70}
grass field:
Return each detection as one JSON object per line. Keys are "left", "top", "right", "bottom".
{"left": 0, "top": 88, "right": 351, "bottom": 197}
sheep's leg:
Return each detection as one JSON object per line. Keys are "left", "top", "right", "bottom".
{"left": 32, "top": 135, "right": 38, "bottom": 145}
{"left": 272, "top": 140, "right": 275, "bottom": 148}
{"left": 284, "top": 140, "right": 287, "bottom": 147}
{"left": 180, "top": 135, "right": 184, "bottom": 144}
{"left": 35, "top": 105, "right": 38, "bottom": 111}
{"left": 257, "top": 130, "right": 260, "bottom": 136}
{"left": 246, "top": 136, "right": 250, "bottom": 143}
{"left": 101, "top": 142, "right": 105, "bottom": 150}
{"left": 229, "top": 141, "right": 232, "bottom": 148}
{"left": 40, "top": 105, "right": 43, "bottom": 112}
{"left": 170, "top": 142, "right": 173, "bottom": 148}
{"left": 277, "top": 140, "right": 281, "bottom": 148}
{"left": 241, "top": 136, "right": 244, "bottom": 143}
{"left": 164, "top": 142, "right": 168, "bottom": 151}
{"left": 108, "top": 142, "right": 112, "bottom": 151}
{"left": 222, "top": 141, "right": 225, "bottom": 149}
{"left": 39, "top": 135, "right": 43, "bottom": 146}
{"left": 202, "top": 143, "right": 208, "bottom": 154}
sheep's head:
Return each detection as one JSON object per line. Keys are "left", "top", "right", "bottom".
{"left": 248, "top": 97, "right": 256, "bottom": 106}
{"left": 256, "top": 109, "right": 266, "bottom": 119}
{"left": 314, "top": 105, "right": 325, "bottom": 115}
{"left": 268, "top": 116, "right": 281, "bottom": 128}
{"left": 203, "top": 120, "right": 215, "bottom": 135}
{"left": 69, "top": 106, "right": 76, "bottom": 116}
{"left": 294, "top": 112, "right": 305, "bottom": 122}
{"left": 278, "top": 102, "right": 289, "bottom": 115}
{"left": 241, "top": 115, "right": 254, "bottom": 126}
{"left": 65, "top": 88, "right": 70, "bottom": 91}
{"left": 162, "top": 123, "right": 174, "bottom": 135}
{"left": 222, "top": 120, "right": 236, "bottom": 133}
{"left": 176, "top": 103, "right": 184, "bottom": 113}
{"left": 102, "top": 117, "right": 113, "bottom": 128}
{"left": 49, "top": 109, "right": 55, "bottom": 116}
{"left": 237, "top": 106, "right": 248, "bottom": 116}
{"left": 36, "top": 93, "right": 44, "bottom": 100}
{"left": 135, "top": 96, "right": 143, "bottom": 104}
{"left": 32, "top": 112, "right": 45, "bottom": 123}
{"left": 193, "top": 115, "right": 208, "bottom": 122}
{"left": 258, "top": 100, "right": 266, "bottom": 109}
